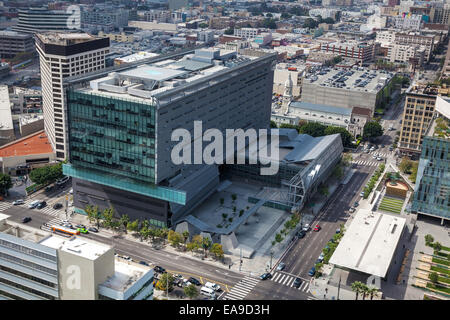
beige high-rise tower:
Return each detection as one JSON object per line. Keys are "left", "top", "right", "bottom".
{"left": 36, "top": 32, "right": 109, "bottom": 160}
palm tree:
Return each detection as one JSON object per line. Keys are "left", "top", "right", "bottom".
{"left": 119, "top": 214, "right": 130, "bottom": 234}
{"left": 351, "top": 281, "right": 363, "bottom": 300}
{"left": 367, "top": 286, "right": 379, "bottom": 300}
{"left": 360, "top": 283, "right": 369, "bottom": 300}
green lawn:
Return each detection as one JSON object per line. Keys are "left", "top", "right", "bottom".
{"left": 427, "top": 283, "right": 450, "bottom": 295}
{"left": 439, "top": 276, "right": 450, "bottom": 285}
{"left": 433, "top": 257, "right": 450, "bottom": 267}
{"left": 378, "top": 196, "right": 404, "bottom": 214}
{"left": 431, "top": 265, "right": 450, "bottom": 276}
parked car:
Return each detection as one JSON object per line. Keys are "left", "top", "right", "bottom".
{"left": 336, "top": 228, "right": 341, "bottom": 234}
{"left": 154, "top": 266, "right": 166, "bottom": 273}
{"left": 22, "top": 217, "right": 32, "bottom": 223}
{"left": 13, "top": 199, "right": 24, "bottom": 205}
{"left": 377, "top": 157, "right": 383, "bottom": 161}
{"left": 88, "top": 227, "right": 98, "bottom": 233}
{"left": 188, "top": 277, "right": 201, "bottom": 286}
{"left": 360, "top": 191, "right": 365, "bottom": 197}
{"left": 139, "top": 261, "right": 149, "bottom": 266}
{"left": 122, "top": 256, "right": 131, "bottom": 261}
{"left": 276, "top": 262, "right": 286, "bottom": 271}
{"left": 45, "top": 186, "right": 54, "bottom": 192}
{"left": 259, "top": 273, "right": 272, "bottom": 280}
{"left": 297, "top": 230, "right": 306, "bottom": 238}
{"left": 36, "top": 201, "right": 47, "bottom": 209}
{"left": 75, "top": 224, "right": 85, "bottom": 229}
{"left": 308, "top": 267, "right": 316, "bottom": 276}
{"left": 349, "top": 207, "right": 356, "bottom": 213}
{"left": 313, "top": 224, "right": 321, "bottom": 232}
{"left": 302, "top": 224, "right": 311, "bottom": 232}
{"left": 293, "top": 277, "right": 302, "bottom": 288}
{"left": 389, "top": 146, "right": 394, "bottom": 151}
{"left": 53, "top": 202, "right": 63, "bottom": 209}
{"left": 354, "top": 201, "right": 359, "bottom": 207}
{"left": 205, "top": 282, "right": 221, "bottom": 292}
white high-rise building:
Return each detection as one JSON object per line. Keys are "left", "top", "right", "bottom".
{"left": 36, "top": 32, "right": 109, "bottom": 160}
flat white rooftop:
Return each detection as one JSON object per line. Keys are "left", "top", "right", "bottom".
{"left": 40, "top": 235, "right": 111, "bottom": 260}
{"left": 0, "top": 85, "right": 13, "bottom": 131}
{"left": 329, "top": 209, "right": 406, "bottom": 278}
{"left": 99, "top": 258, "right": 150, "bottom": 292}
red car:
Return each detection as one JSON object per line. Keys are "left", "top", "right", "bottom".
{"left": 313, "top": 225, "right": 321, "bottom": 232}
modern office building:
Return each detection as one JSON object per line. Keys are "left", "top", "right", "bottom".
{"left": 0, "top": 31, "right": 35, "bottom": 59}
{"left": 63, "top": 48, "right": 277, "bottom": 229}
{"left": 0, "top": 213, "right": 153, "bottom": 300}
{"left": 81, "top": 8, "right": 129, "bottom": 32}
{"left": 411, "top": 136, "right": 450, "bottom": 224}
{"left": 398, "top": 85, "right": 438, "bottom": 156}
{"left": 35, "top": 32, "right": 109, "bottom": 160}
{"left": 12, "top": 7, "right": 80, "bottom": 34}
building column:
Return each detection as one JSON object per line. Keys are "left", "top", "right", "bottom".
{"left": 441, "top": 218, "right": 444, "bottom": 226}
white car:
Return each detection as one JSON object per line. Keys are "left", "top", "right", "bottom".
{"left": 302, "top": 224, "right": 311, "bottom": 232}
{"left": 28, "top": 200, "right": 41, "bottom": 209}
{"left": 205, "top": 282, "right": 221, "bottom": 292}
{"left": 13, "top": 199, "right": 25, "bottom": 205}
{"left": 377, "top": 157, "right": 383, "bottom": 161}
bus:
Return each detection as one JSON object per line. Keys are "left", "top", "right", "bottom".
{"left": 51, "top": 225, "right": 80, "bottom": 237}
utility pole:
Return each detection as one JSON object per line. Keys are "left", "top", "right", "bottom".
{"left": 270, "top": 250, "right": 274, "bottom": 270}
{"left": 239, "top": 248, "right": 242, "bottom": 272}
{"left": 65, "top": 194, "right": 68, "bottom": 220}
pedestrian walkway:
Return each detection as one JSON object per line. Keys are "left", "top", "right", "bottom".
{"left": 22, "top": 199, "right": 65, "bottom": 218}
{"left": 222, "top": 276, "right": 260, "bottom": 300}
{"left": 352, "top": 160, "right": 380, "bottom": 167}
{"left": 0, "top": 202, "right": 13, "bottom": 212}
{"left": 270, "top": 272, "right": 310, "bottom": 292}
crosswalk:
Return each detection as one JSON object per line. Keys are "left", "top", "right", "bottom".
{"left": 352, "top": 160, "right": 382, "bottom": 167}
{"left": 0, "top": 202, "right": 13, "bottom": 212}
{"left": 270, "top": 272, "right": 311, "bottom": 292}
{"left": 21, "top": 199, "right": 65, "bottom": 218}
{"left": 222, "top": 276, "right": 260, "bottom": 300}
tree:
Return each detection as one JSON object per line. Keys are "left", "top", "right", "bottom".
{"left": 210, "top": 243, "right": 224, "bottom": 260}
{"left": 351, "top": 281, "right": 364, "bottom": 300}
{"left": 281, "top": 12, "right": 292, "bottom": 19}
{"left": 303, "top": 18, "right": 319, "bottom": 29}
{"left": 425, "top": 234, "right": 434, "bottom": 246}
{"left": 429, "top": 272, "right": 439, "bottom": 284}
{"left": 85, "top": 205, "right": 100, "bottom": 226}
{"left": 182, "top": 230, "right": 190, "bottom": 244}
{"left": 156, "top": 273, "right": 174, "bottom": 294}
{"left": 324, "top": 126, "right": 354, "bottom": 148}
{"left": 102, "top": 207, "right": 115, "bottom": 229}
{"left": 186, "top": 241, "right": 200, "bottom": 254}
{"left": 220, "top": 198, "right": 224, "bottom": 206}
{"left": 360, "top": 283, "right": 370, "bottom": 300}
{"left": 231, "top": 194, "right": 237, "bottom": 202}
{"left": 367, "top": 286, "right": 378, "bottom": 300}
{"left": 433, "top": 242, "right": 442, "bottom": 252}
{"left": 363, "top": 121, "right": 383, "bottom": 141}
{"left": 299, "top": 122, "right": 326, "bottom": 137}
{"left": 29, "top": 162, "right": 63, "bottom": 186}
{"left": 0, "top": 173, "right": 12, "bottom": 195}
{"left": 323, "top": 17, "right": 335, "bottom": 24}
{"left": 184, "top": 283, "right": 198, "bottom": 299}
{"left": 202, "top": 237, "right": 212, "bottom": 257}
{"left": 270, "top": 120, "right": 278, "bottom": 128}
{"left": 119, "top": 214, "right": 130, "bottom": 233}
{"left": 399, "top": 157, "right": 413, "bottom": 174}
{"left": 198, "top": 23, "right": 209, "bottom": 28}
{"left": 127, "top": 219, "right": 139, "bottom": 233}
{"left": 168, "top": 230, "right": 183, "bottom": 248}
{"left": 224, "top": 27, "right": 234, "bottom": 35}
{"left": 342, "top": 153, "right": 353, "bottom": 166}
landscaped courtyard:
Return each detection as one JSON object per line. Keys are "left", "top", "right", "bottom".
{"left": 378, "top": 196, "right": 404, "bottom": 214}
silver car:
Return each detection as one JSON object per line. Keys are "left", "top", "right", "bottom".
{"left": 276, "top": 262, "right": 286, "bottom": 271}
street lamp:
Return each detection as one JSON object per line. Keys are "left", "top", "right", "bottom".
{"left": 270, "top": 250, "right": 274, "bottom": 270}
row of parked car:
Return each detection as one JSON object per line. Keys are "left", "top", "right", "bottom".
{"left": 152, "top": 265, "right": 221, "bottom": 299}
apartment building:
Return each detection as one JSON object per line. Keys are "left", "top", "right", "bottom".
{"left": 62, "top": 48, "right": 276, "bottom": 228}
{"left": 442, "top": 40, "right": 450, "bottom": 77}
{"left": 393, "top": 14, "right": 422, "bottom": 30}
{"left": 0, "top": 31, "right": 35, "bottom": 59}
{"left": 81, "top": 8, "right": 129, "bottom": 32}
{"left": 376, "top": 30, "right": 434, "bottom": 62}
{"left": 35, "top": 32, "right": 109, "bottom": 160}
{"left": 140, "top": 10, "right": 171, "bottom": 23}
{"left": 0, "top": 213, "right": 153, "bottom": 300}
{"left": 387, "top": 43, "right": 426, "bottom": 66}
{"left": 398, "top": 85, "right": 438, "bottom": 156}
{"left": 234, "top": 28, "right": 259, "bottom": 39}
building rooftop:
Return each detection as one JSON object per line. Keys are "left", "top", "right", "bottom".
{"left": 329, "top": 209, "right": 406, "bottom": 278}
{"left": 0, "top": 30, "right": 33, "bottom": 39}
{"left": 40, "top": 235, "right": 111, "bottom": 260}
{"left": 304, "top": 67, "right": 394, "bottom": 94}
{"left": 0, "top": 85, "right": 13, "bottom": 131}
{"left": 20, "top": 114, "right": 44, "bottom": 126}
{"left": 0, "top": 131, "right": 53, "bottom": 158}
{"left": 115, "top": 52, "right": 159, "bottom": 64}
{"left": 76, "top": 47, "right": 263, "bottom": 104}
{"left": 36, "top": 32, "right": 98, "bottom": 46}
{"left": 99, "top": 258, "right": 151, "bottom": 292}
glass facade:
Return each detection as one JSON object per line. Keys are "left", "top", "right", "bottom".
{"left": 63, "top": 164, "right": 186, "bottom": 205}
{"left": 411, "top": 136, "right": 450, "bottom": 219}
{"left": 67, "top": 89, "right": 156, "bottom": 184}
